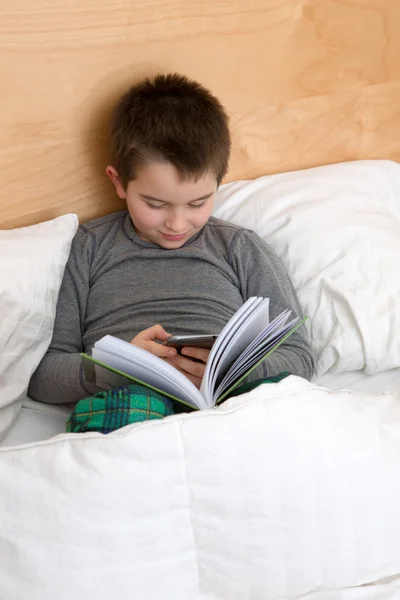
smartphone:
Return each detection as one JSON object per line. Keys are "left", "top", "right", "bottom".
{"left": 164, "top": 334, "right": 218, "bottom": 350}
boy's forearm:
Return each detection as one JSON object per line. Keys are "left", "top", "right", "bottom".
{"left": 28, "top": 352, "right": 99, "bottom": 405}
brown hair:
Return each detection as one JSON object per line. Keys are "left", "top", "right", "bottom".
{"left": 110, "top": 73, "right": 231, "bottom": 188}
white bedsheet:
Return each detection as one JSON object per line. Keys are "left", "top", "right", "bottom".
{"left": 316, "top": 367, "right": 400, "bottom": 394}
{"left": 0, "top": 398, "right": 69, "bottom": 447}
{"left": 1, "top": 376, "right": 400, "bottom": 599}
{"left": 1, "top": 368, "right": 400, "bottom": 448}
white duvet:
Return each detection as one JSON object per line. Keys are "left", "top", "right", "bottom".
{"left": 1, "top": 376, "right": 400, "bottom": 600}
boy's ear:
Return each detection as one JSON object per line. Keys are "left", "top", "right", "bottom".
{"left": 106, "top": 166, "right": 127, "bottom": 199}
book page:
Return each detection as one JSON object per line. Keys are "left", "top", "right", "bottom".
{"left": 93, "top": 336, "right": 207, "bottom": 409}
{"left": 211, "top": 298, "right": 270, "bottom": 389}
{"left": 215, "top": 317, "right": 306, "bottom": 403}
{"left": 200, "top": 297, "right": 262, "bottom": 403}
{"left": 214, "top": 317, "right": 299, "bottom": 399}
{"left": 233, "top": 310, "right": 291, "bottom": 366}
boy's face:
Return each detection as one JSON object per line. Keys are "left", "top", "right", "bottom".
{"left": 106, "top": 162, "right": 218, "bottom": 249}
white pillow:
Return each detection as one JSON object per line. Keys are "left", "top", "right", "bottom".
{"left": 0, "top": 214, "right": 78, "bottom": 440}
{"left": 213, "top": 160, "right": 400, "bottom": 377}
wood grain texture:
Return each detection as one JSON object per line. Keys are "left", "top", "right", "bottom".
{"left": 1, "top": 0, "right": 399, "bottom": 228}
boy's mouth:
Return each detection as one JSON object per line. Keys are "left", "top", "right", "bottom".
{"left": 160, "top": 232, "right": 188, "bottom": 241}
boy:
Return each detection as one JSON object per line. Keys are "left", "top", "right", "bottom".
{"left": 29, "top": 73, "right": 314, "bottom": 406}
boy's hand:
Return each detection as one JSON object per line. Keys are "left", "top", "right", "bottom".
{"left": 166, "top": 347, "right": 210, "bottom": 389}
{"left": 130, "top": 327, "right": 210, "bottom": 388}
{"left": 130, "top": 325, "right": 177, "bottom": 359}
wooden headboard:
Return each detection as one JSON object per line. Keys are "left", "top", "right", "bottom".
{"left": 1, "top": 0, "right": 400, "bottom": 229}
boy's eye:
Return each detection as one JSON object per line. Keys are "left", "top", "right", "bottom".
{"left": 144, "top": 199, "right": 207, "bottom": 209}
{"left": 146, "top": 202, "right": 165, "bottom": 209}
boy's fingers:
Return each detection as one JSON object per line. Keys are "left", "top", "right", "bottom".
{"left": 144, "top": 341, "right": 176, "bottom": 359}
{"left": 131, "top": 325, "right": 176, "bottom": 358}
{"left": 144, "top": 324, "right": 171, "bottom": 342}
{"left": 180, "top": 347, "right": 210, "bottom": 363}
{"left": 166, "top": 360, "right": 202, "bottom": 389}
{"left": 131, "top": 325, "right": 172, "bottom": 345}
{"left": 169, "top": 354, "right": 206, "bottom": 378}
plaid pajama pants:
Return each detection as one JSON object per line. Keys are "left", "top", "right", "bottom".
{"left": 66, "top": 373, "right": 289, "bottom": 434}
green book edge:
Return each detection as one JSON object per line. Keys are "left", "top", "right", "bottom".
{"left": 81, "top": 354, "right": 199, "bottom": 411}
{"left": 81, "top": 315, "right": 308, "bottom": 410}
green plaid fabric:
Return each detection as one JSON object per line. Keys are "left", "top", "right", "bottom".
{"left": 66, "top": 373, "right": 290, "bottom": 434}
{"left": 66, "top": 384, "right": 177, "bottom": 434}
{"left": 225, "top": 371, "right": 289, "bottom": 398}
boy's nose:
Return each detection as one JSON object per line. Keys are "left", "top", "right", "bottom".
{"left": 165, "top": 215, "right": 186, "bottom": 233}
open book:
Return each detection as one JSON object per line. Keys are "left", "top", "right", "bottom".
{"left": 81, "top": 297, "right": 306, "bottom": 410}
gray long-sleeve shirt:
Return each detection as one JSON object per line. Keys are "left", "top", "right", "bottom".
{"left": 29, "top": 212, "right": 314, "bottom": 404}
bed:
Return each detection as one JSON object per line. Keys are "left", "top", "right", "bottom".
{"left": 1, "top": 0, "right": 400, "bottom": 598}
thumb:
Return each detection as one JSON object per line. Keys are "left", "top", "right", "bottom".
{"left": 145, "top": 324, "right": 171, "bottom": 342}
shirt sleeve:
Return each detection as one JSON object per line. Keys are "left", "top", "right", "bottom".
{"left": 229, "top": 229, "right": 315, "bottom": 381}
{"left": 28, "top": 226, "right": 100, "bottom": 404}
